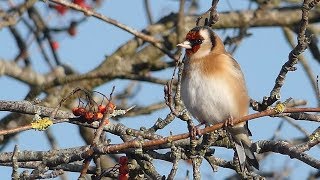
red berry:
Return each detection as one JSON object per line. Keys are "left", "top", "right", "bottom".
{"left": 118, "top": 174, "right": 128, "bottom": 180}
{"left": 68, "top": 22, "right": 77, "bottom": 37}
{"left": 54, "top": 4, "right": 68, "bottom": 15}
{"left": 51, "top": 41, "right": 59, "bottom": 51}
{"left": 72, "top": 107, "right": 80, "bottom": 116}
{"left": 84, "top": 112, "right": 94, "bottom": 123}
{"left": 73, "top": 0, "right": 90, "bottom": 9}
{"left": 72, "top": 107, "right": 87, "bottom": 116}
{"left": 68, "top": 27, "right": 76, "bottom": 36}
{"left": 98, "top": 105, "right": 106, "bottom": 114}
{"left": 119, "top": 156, "right": 128, "bottom": 165}
{"left": 119, "top": 165, "right": 129, "bottom": 175}
{"left": 73, "top": 0, "right": 84, "bottom": 5}
{"left": 118, "top": 156, "right": 129, "bottom": 179}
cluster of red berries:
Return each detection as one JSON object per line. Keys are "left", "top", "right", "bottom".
{"left": 72, "top": 102, "right": 116, "bottom": 124}
{"left": 118, "top": 156, "right": 129, "bottom": 180}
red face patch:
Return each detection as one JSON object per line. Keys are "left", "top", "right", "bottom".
{"left": 185, "top": 31, "right": 203, "bottom": 56}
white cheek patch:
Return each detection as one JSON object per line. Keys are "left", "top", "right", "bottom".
{"left": 199, "top": 29, "right": 211, "bottom": 44}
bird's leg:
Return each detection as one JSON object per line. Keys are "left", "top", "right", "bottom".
{"left": 189, "top": 123, "right": 204, "bottom": 139}
{"left": 224, "top": 116, "right": 234, "bottom": 127}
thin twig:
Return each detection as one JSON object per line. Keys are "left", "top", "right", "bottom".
{"left": 256, "top": 140, "right": 320, "bottom": 169}
{"left": 317, "top": 75, "right": 320, "bottom": 100}
{"left": 164, "top": 62, "right": 180, "bottom": 116}
{"left": 9, "top": 26, "right": 31, "bottom": 66}
{"left": 177, "top": 0, "right": 185, "bottom": 44}
{"left": 196, "top": 0, "right": 219, "bottom": 27}
{"left": 284, "top": 117, "right": 309, "bottom": 137}
{"left": 143, "top": 0, "right": 153, "bottom": 25}
{"left": 43, "top": 124, "right": 69, "bottom": 180}
{"left": 0, "top": 0, "right": 37, "bottom": 28}
{"left": 28, "top": 7, "right": 61, "bottom": 66}
{"left": 191, "top": 156, "right": 202, "bottom": 180}
{"left": 11, "top": 145, "right": 19, "bottom": 180}
{"left": 167, "top": 144, "right": 180, "bottom": 180}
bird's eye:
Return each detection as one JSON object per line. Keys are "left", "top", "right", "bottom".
{"left": 195, "top": 39, "right": 203, "bottom": 44}
{"left": 188, "top": 39, "right": 203, "bottom": 46}
{"left": 190, "top": 39, "right": 203, "bottom": 45}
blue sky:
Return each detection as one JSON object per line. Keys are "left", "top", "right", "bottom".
{"left": 0, "top": 0, "right": 319, "bottom": 179}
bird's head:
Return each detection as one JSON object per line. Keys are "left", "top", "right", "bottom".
{"left": 177, "top": 26, "right": 223, "bottom": 59}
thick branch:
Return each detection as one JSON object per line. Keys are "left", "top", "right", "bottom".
{"left": 256, "top": 140, "right": 320, "bottom": 169}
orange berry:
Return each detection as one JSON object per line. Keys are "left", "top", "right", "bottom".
{"left": 93, "top": 112, "right": 103, "bottom": 120}
{"left": 107, "top": 102, "right": 116, "bottom": 111}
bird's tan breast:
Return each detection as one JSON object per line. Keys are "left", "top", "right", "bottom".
{"left": 182, "top": 53, "right": 249, "bottom": 123}
{"left": 202, "top": 53, "right": 249, "bottom": 117}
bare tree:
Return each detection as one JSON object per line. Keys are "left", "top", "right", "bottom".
{"left": 0, "top": 0, "right": 320, "bottom": 179}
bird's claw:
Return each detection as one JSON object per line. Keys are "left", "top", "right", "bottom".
{"left": 224, "top": 116, "right": 234, "bottom": 127}
{"left": 189, "top": 123, "right": 204, "bottom": 139}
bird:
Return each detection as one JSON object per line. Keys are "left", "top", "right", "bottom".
{"left": 177, "top": 26, "right": 259, "bottom": 171}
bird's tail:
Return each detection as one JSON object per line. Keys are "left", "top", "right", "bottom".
{"left": 227, "top": 124, "right": 259, "bottom": 171}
